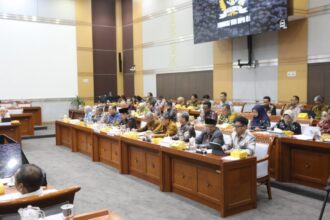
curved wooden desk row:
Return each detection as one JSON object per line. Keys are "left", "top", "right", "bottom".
{"left": 269, "top": 137, "right": 330, "bottom": 189}
{"left": 23, "top": 107, "right": 42, "bottom": 126}
{"left": 0, "top": 123, "right": 21, "bottom": 143}
{"left": 10, "top": 114, "right": 34, "bottom": 136}
{"left": 55, "top": 121, "right": 257, "bottom": 217}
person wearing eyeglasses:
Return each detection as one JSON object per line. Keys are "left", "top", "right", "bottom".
{"left": 222, "top": 116, "right": 256, "bottom": 156}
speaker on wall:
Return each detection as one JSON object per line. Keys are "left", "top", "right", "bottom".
{"left": 118, "top": 52, "right": 122, "bottom": 73}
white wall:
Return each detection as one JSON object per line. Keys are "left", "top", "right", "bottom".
{"left": 308, "top": 0, "right": 330, "bottom": 63}
{"left": 0, "top": 0, "right": 75, "bottom": 20}
{"left": 141, "top": 0, "right": 213, "bottom": 96}
{"left": 232, "top": 32, "right": 278, "bottom": 102}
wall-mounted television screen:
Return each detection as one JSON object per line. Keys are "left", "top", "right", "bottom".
{"left": 193, "top": 0, "right": 288, "bottom": 44}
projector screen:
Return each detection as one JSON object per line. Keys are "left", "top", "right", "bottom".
{"left": 0, "top": 19, "right": 78, "bottom": 99}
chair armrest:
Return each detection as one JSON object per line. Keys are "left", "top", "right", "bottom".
{"left": 257, "top": 155, "right": 269, "bottom": 163}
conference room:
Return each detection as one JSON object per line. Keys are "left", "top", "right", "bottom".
{"left": 1, "top": 0, "right": 330, "bottom": 219}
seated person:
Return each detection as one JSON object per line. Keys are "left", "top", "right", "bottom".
{"left": 83, "top": 106, "right": 93, "bottom": 123}
{"left": 218, "top": 92, "right": 233, "bottom": 109}
{"left": 202, "top": 94, "right": 214, "bottom": 106}
{"left": 92, "top": 106, "right": 104, "bottom": 123}
{"left": 285, "top": 95, "right": 302, "bottom": 119}
{"left": 312, "top": 95, "right": 328, "bottom": 120}
{"left": 263, "top": 96, "right": 276, "bottom": 116}
{"left": 199, "top": 101, "right": 218, "bottom": 122}
{"left": 153, "top": 113, "right": 178, "bottom": 138}
{"left": 154, "top": 96, "right": 166, "bottom": 115}
{"left": 118, "top": 108, "right": 137, "bottom": 129}
{"left": 164, "top": 101, "right": 177, "bottom": 122}
{"left": 106, "top": 106, "right": 121, "bottom": 125}
{"left": 146, "top": 101, "right": 156, "bottom": 113}
{"left": 274, "top": 110, "right": 302, "bottom": 135}
{"left": 175, "top": 97, "right": 186, "bottom": 109}
{"left": 135, "top": 103, "right": 149, "bottom": 116}
{"left": 0, "top": 164, "right": 53, "bottom": 201}
{"left": 146, "top": 92, "right": 157, "bottom": 106}
{"left": 187, "top": 94, "right": 199, "bottom": 109}
{"left": 250, "top": 104, "right": 270, "bottom": 130}
{"left": 0, "top": 107, "right": 10, "bottom": 122}
{"left": 137, "top": 112, "right": 160, "bottom": 132}
{"left": 172, "top": 112, "right": 196, "bottom": 142}
{"left": 218, "top": 104, "right": 237, "bottom": 125}
{"left": 127, "top": 99, "right": 136, "bottom": 112}
{"left": 222, "top": 116, "right": 256, "bottom": 155}
{"left": 195, "top": 118, "right": 224, "bottom": 148}
{"left": 318, "top": 107, "right": 330, "bottom": 134}
{"left": 15, "top": 164, "right": 44, "bottom": 198}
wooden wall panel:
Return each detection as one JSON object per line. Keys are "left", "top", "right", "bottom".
{"left": 133, "top": 0, "right": 143, "bottom": 96}
{"left": 278, "top": 19, "right": 308, "bottom": 103}
{"left": 156, "top": 71, "right": 213, "bottom": 100}
{"left": 92, "top": 0, "right": 117, "bottom": 98}
{"left": 122, "top": 0, "right": 134, "bottom": 97}
{"left": 75, "top": 0, "right": 94, "bottom": 105}
{"left": 308, "top": 62, "right": 330, "bottom": 104}
{"left": 213, "top": 39, "right": 233, "bottom": 100}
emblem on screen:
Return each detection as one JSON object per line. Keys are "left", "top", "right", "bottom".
{"left": 218, "top": 0, "right": 250, "bottom": 29}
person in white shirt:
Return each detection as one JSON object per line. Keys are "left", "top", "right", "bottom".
{"left": 285, "top": 95, "right": 302, "bottom": 119}
{"left": 218, "top": 92, "right": 233, "bottom": 110}
{"left": 0, "top": 107, "right": 10, "bottom": 121}
{"left": 222, "top": 116, "right": 256, "bottom": 155}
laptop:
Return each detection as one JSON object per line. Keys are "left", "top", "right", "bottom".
{"left": 209, "top": 142, "right": 227, "bottom": 156}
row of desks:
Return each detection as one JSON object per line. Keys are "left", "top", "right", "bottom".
{"left": 56, "top": 120, "right": 257, "bottom": 217}
{"left": 269, "top": 137, "right": 330, "bottom": 189}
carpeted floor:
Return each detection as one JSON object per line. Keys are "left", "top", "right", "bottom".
{"left": 21, "top": 137, "right": 330, "bottom": 220}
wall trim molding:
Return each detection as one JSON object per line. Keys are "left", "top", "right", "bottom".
{"left": 77, "top": 47, "right": 93, "bottom": 52}
{"left": 134, "top": 1, "right": 191, "bottom": 23}
{"left": 309, "top": 4, "right": 330, "bottom": 17}
{"left": 308, "top": 54, "right": 330, "bottom": 64}
{"left": 0, "top": 12, "right": 75, "bottom": 26}
{"left": 137, "top": 34, "right": 193, "bottom": 49}
{"left": 144, "top": 65, "right": 212, "bottom": 75}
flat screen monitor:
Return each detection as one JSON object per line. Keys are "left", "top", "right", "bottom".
{"left": 193, "top": 0, "right": 288, "bottom": 44}
{"left": 0, "top": 139, "right": 22, "bottom": 179}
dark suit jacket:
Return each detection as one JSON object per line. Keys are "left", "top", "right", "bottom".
{"left": 195, "top": 128, "right": 224, "bottom": 148}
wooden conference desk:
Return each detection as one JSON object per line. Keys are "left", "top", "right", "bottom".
{"left": 270, "top": 137, "right": 330, "bottom": 189}
{"left": 55, "top": 120, "right": 257, "bottom": 217}
{"left": 10, "top": 113, "right": 34, "bottom": 136}
{"left": 23, "top": 106, "right": 42, "bottom": 126}
{"left": 0, "top": 123, "right": 21, "bottom": 143}
{"left": 69, "top": 109, "right": 85, "bottom": 120}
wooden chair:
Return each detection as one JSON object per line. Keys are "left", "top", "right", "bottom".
{"left": 242, "top": 103, "right": 255, "bottom": 113}
{"left": 269, "top": 115, "right": 281, "bottom": 122}
{"left": 274, "top": 103, "right": 286, "bottom": 115}
{"left": 232, "top": 102, "right": 246, "bottom": 113}
{"left": 254, "top": 133, "right": 275, "bottom": 200}
{"left": 0, "top": 186, "right": 81, "bottom": 215}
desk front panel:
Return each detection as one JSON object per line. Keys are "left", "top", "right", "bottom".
{"left": 0, "top": 124, "right": 21, "bottom": 143}
{"left": 96, "top": 134, "right": 121, "bottom": 169}
{"left": 10, "top": 114, "right": 34, "bottom": 136}
{"left": 23, "top": 107, "right": 42, "bottom": 126}
{"left": 56, "top": 123, "right": 72, "bottom": 148}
